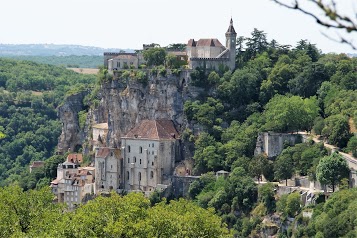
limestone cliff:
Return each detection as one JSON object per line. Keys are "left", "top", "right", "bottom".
{"left": 57, "top": 70, "right": 199, "bottom": 155}
{"left": 101, "top": 71, "right": 196, "bottom": 148}
{"left": 57, "top": 91, "right": 89, "bottom": 153}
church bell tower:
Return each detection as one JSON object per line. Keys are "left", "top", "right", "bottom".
{"left": 225, "top": 18, "right": 237, "bottom": 70}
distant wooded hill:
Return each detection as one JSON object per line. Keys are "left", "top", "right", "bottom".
{"left": 0, "top": 44, "right": 132, "bottom": 56}
{"left": 0, "top": 44, "right": 134, "bottom": 68}
{"left": 1, "top": 55, "right": 103, "bottom": 68}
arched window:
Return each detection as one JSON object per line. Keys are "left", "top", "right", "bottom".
{"left": 128, "top": 145, "right": 131, "bottom": 153}
{"left": 150, "top": 171, "right": 154, "bottom": 179}
{"left": 138, "top": 172, "right": 141, "bottom": 181}
{"left": 134, "top": 156, "right": 137, "bottom": 163}
{"left": 127, "top": 171, "right": 130, "bottom": 180}
{"left": 140, "top": 159, "right": 142, "bottom": 164}
{"left": 139, "top": 146, "right": 143, "bottom": 153}
{"left": 152, "top": 161, "right": 154, "bottom": 166}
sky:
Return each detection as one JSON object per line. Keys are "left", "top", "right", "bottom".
{"left": 1, "top": 0, "right": 356, "bottom": 54}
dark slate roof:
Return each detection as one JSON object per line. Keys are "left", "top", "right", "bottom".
{"left": 123, "top": 119, "right": 179, "bottom": 140}
{"left": 226, "top": 18, "right": 236, "bottom": 34}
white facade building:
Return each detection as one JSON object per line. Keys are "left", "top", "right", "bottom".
{"left": 94, "top": 147, "right": 122, "bottom": 193}
{"left": 121, "top": 119, "right": 180, "bottom": 195}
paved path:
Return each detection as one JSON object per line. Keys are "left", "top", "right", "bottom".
{"left": 299, "top": 132, "right": 357, "bottom": 171}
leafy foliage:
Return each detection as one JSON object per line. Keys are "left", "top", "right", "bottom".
{"left": 316, "top": 152, "right": 350, "bottom": 192}
{"left": 0, "top": 187, "right": 231, "bottom": 237}
{"left": 143, "top": 47, "right": 167, "bottom": 66}
{"left": 0, "top": 59, "right": 95, "bottom": 187}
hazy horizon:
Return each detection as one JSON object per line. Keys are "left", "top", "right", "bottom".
{"left": 1, "top": 0, "right": 356, "bottom": 54}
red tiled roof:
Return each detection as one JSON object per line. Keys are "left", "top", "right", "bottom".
{"left": 124, "top": 119, "right": 179, "bottom": 140}
{"left": 67, "top": 153, "right": 83, "bottom": 163}
{"left": 96, "top": 147, "right": 111, "bottom": 158}
{"left": 30, "top": 161, "right": 45, "bottom": 168}
{"left": 188, "top": 38, "right": 224, "bottom": 48}
{"left": 51, "top": 178, "right": 60, "bottom": 184}
{"left": 113, "top": 54, "right": 137, "bottom": 60}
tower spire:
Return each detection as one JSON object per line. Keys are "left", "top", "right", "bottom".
{"left": 226, "top": 18, "right": 236, "bottom": 34}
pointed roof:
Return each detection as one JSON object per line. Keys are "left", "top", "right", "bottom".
{"left": 226, "top": 18, "right": 236, "bottom": 34}
{"left": 188, "top": 39, "right": 196, "bottom": 47}
{"left": 197, "top": 39, "right": 224, "bottom": 47}
{"left": 123, "top": 119, "right": 179, "bottom": 140}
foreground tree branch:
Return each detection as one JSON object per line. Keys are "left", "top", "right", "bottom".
{"left": 271, "top": 0, "right": 357, "bottom": 49}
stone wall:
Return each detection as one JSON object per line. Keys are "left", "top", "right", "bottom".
{"left": 171, "top": 175, "right": 200, "bottom": 198}
{"left": 189, "top": 58, "right": 229, "bottom": 71}
{"left": 254, "top": 132, "right": 303, "bottom": 158}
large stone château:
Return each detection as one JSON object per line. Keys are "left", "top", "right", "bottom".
{"left": 94, "top": 119, "right": 180, "bottom": 196}
{"left": 104, "top": 18, "right": 237, "bottom": 71}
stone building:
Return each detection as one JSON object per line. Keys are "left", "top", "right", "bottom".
{"left": 121, "top": 119, "right": 180, "bottom": 195}
{"left": 107, "top": 53, "right": 145, "bottom": 71}
{"left": 104, "top": 18, "right": 236, "bottom": 71}
{"left": 94, "top": 147, "right": 122, "bottom": 193}
{"left": 187, "top": 18, "right": 237, "bottom": 71}
{"left": 50, "top": 159, "right": 95, "bottom": 209}
{"left": 254, "top": 132, "right": 303, "bottom": 158}
{"left": 29, "top": 161, "right": 44, "bottom": 173}
{"left": 92, "top": 123, "right": 108, "bottom": 150}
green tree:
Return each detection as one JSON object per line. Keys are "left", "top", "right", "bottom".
{"left": 322, "top": 114, "right": 351, "bottom": 148}
{"left": 347, "top": 136, "right": 357, "bottom": 157}
{"left": 277, "top": 192, "right": 301, "bottom": 217}
{"left": 263, "top": 95, "right": 319, "bottom": 132}
{"left": 143, "top": 47, "right": 167, "bottom": 67}
{"left": 316, "top": 152, "right": 350, "bottom": 192}
{"left": 258, "top": 183, "right": 276, "bottom": 213}
{"left": 274, "top": 154, "right": 294, "bottom": 186}
{"left": 249, "top": 154, "right": 269, "bottom": 182}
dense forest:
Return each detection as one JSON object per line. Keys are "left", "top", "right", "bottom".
{"left": 0, "top": 59, "right": 95, "bottom": 188}
{"left": 1, "top": 55, "right": 103, "bottom": 68}
{"left": 0, "top": 186, "right": 230, "bottom": 237}
{"left": 0, "top": 27, "right": 356, "bottom": 237}
{"left": 181, "top": 29, "right": 357, "bottom": 236}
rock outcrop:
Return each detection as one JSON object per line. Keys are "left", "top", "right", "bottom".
{"left": 57, "top": 91, "right": 89, "bottom": 153}
{"left": 102, "top": 72, "right": 191, "bottom": 148}
{"left": 57, "top": 70, "right": 198, "bottom": 154}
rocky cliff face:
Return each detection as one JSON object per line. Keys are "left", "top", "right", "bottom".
{"left": 57, "top": 70, "right": 199, "bottom": 154}
{"left": 57, "top": 91, "right": 89, "bottom": 153}
{"left": 102, "top": 71, "right": 196, "bottom": 148}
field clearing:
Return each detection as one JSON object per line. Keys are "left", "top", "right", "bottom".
{"left": 31, "top": 91, "right": 44, "bottom": 96}
{"left": 350, "top": 118, "right": 357, "bottom": 133}
{"left": 68, "top": 68, "right": 99, "bottom": 75}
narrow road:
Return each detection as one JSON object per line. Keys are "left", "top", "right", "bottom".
{"left": 298, "top": 132, "right": 357, "bottom": 171}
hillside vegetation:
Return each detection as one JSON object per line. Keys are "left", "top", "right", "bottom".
{"left": 0, "top": 29, "right": 356, "bottom": 237}
{"left": 2, "top": 55, "right": 103, "bottom": 68}
{"left": 0, "top": 58, "right": 95, "bottom": 187}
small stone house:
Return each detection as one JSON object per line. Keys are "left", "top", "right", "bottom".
{"left": 121, "top": 119, "right": 180, "bottom": 195}
{"left": 29, "top": 161, "right": 45, "bottom": 173}
{"left": 50, "top": 160, "right": 95, "bottom": 209}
